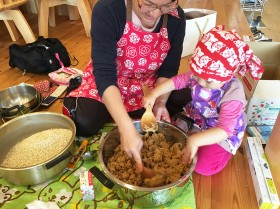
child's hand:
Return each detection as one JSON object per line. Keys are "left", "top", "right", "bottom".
{"left": 182, "top": 137, "right": 198, "bottom": 165}
{"left": 142, "top": 92, "right": 157, "bottom": 109}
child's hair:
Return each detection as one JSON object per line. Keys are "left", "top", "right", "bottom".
{"left": 190, "top": 25, "right": 264, "bottom": 82}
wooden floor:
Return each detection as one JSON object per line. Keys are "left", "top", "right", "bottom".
{"left": 259, "top": 0, "right": 280, "bottom": 42}
{"left": 0, "top": 0, "right": 279, "bottom": 208}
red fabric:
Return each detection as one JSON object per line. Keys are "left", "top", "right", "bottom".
{"left": 62, "top": 105, "right": 71, "bottom": 118}
{"left": 67, "top": 21, "right": 171, "bottom": 112}
{"left": 190, "top": 25, "right": 264, "bottom": 82}
{"left": 34, "top": 80, "right": 58, "bottom": 99}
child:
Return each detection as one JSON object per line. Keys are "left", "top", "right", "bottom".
{"left": 142, "top": 25, "right": 264, "bottom": 176}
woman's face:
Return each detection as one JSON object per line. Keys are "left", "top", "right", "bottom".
{"left": 133, "top": 0, "right": 177, "bottom": 29}
{"left": 193, "top": 75, "right": 226, "bottom": 90}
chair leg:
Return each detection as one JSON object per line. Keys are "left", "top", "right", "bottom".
{"left": 68, "top": 5, "right": 80, "bottom": 20}
{"left": 1, "top": 10, "right": 35, "bottom": 43}
{"left": 89, "top": 0, "right": 97, "bottom": 10}
{"left": 38, "top": 0, "right": 50, "bottom": 37}
{"left": 75, "top": 0, "right": 91, "bottom": 37}
{"left": 49, "top": 7, "right": 56, "bottom": 27}
{"left": 4, "top": 20, "right": 20, "bottom": 41}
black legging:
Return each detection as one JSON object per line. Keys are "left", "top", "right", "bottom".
{"left": 63, "top": 88, "right": 191, "bottom": 137}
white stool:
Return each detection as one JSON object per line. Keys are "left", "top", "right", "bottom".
{"left": 0, "top": 0, "right": 36, "bottom": 43}
{"left": 38, "top": 0, "right": 92, "bottom": 38}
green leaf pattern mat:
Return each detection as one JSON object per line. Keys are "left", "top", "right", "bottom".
{"left": 0, "top": 124, "right": 196, "bottom": 209}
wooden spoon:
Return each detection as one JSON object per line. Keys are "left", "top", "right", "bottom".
{"left": 141, "top": 167, "right": 166, "bottom": 187}
{"left": 141, "top": 166, "right": 160, "bottom": 178}
{"left": 141, "top": 84, "right": 158, "bottom": 132}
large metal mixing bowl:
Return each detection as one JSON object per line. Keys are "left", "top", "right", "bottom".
{"left": 91, "top": 120, "right": 197, "bottom": 208}
{"left": 0, "top": 112, "right": 76, "bottom": 185}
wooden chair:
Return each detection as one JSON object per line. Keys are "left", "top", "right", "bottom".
{"left": 38, "top": 0, "right": 92, "bottom": 38}
{"left": 0, "top": 0, "right": 36, "bottom": 43}
{"left": 88, "top": 0, "right": 96, "bottom": 10}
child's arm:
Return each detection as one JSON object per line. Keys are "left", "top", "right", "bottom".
{"left": 143, "top": 71, "right": 192, "bottom": 108}
{"left": 182, "top": 100, "right": 245, "bottom": 164}
{"left": 182, "top": 127, "right": 228, "bottom": 164}
{"left": 142, "top": 78, "right": 175, "bottom": 109}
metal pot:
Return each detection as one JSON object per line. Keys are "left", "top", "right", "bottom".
{"left": 0, "top": 91, "right": 43, "bottom": 120}
{"left": 0, "top": 84, "right": 38, "bottom": 109}
{"left": 0, "top": 112, "right": 76, "bottom": 185}
{"left": 90, "top": 120, "right": 197, "bottom": 208}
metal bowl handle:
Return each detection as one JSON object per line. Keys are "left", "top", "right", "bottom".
{"left": 89, "top": 166, "right": 115, "bottom": 189}
{"left": 0, "top": 105, "right": 21, "bottom": 123}
{"left": 45, "top": 151, "right": 72, "bottom": 169}
{"left": 173, "top": 112, "right": 194, "bottom": 130}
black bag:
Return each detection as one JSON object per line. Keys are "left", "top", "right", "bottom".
{"left": 9, "top": 36, "right": 71, "bottom": 74}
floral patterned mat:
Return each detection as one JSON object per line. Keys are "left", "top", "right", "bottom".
{"left": 0, "top": 124, "right": 196, "bottom": 209}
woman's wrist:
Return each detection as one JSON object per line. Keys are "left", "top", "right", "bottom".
{"left": 118, "top": 117, "right": 134, "bottom": 134}
{"left": 153, "top": 99, "right": 166, "bottom": 110}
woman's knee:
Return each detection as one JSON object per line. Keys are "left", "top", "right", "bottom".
{"left": 63, "top": 97, "right": 110, "bottom": 137}
{"left": 75, "top": 118, "right": 105, "bottom": 137}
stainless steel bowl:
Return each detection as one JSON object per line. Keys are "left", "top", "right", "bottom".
{"left": 0, "top": 91, "right": 42, "bottom": 120}
{"left": 0, "top": 112, "right": 76, "bottom": 185}
{"left": 91, "top": 120, "right": 197, "bottom": 207}
{"left": 0, "top": 84, "right": 38, "bottom": 110}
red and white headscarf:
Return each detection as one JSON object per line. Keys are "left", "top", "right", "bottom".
{"left": 190, "top": 25, "right": 264, "bottom": 82}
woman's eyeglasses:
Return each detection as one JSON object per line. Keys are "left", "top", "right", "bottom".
{"left": 137, "top": 0, "right": 178, "bottom": 14}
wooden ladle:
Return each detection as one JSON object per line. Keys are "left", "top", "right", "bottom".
{"left": 141, "top": 84, "right": 158, "bottom": 132}
{"left": 141, "top": 166, "right": 166, "bottom": 187}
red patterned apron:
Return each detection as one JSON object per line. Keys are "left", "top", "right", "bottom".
{"left": 68, "top": 3, "right": 176, "bottom": 112}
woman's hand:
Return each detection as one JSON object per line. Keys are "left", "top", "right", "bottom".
{"left": 153, "top": 101, "right": 171, "bottom": 122}
{"left": 119, "top": 126, "right": 144, "bottom": 172}
{"left": 102, "top": 86, "right": 144, "bottom": 171}
{"left": 142, "top": 90, "right": 171, "bottom": 122}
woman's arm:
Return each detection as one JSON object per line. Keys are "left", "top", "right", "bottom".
{"left": 91, "top": 0, "right": 126, "bottom": 96}
{"left": 92, "top": 0, "right": 144, "bottom": 170}
{"left": 157, "top": 7, "right": 186, "bottom": 78}
{"left": 102, "top": 85, "right": 144, "bottom": 171}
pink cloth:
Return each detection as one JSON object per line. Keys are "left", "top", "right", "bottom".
{"left": 172, "top": 71, "right": 191, "bottom": 89}
{"left": 195, "top": 143, "right": 232, "bottom": 176}
{"left": 217, "top": 101, "right": 244, "bottom": 137}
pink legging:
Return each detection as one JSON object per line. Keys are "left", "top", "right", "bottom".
{"left": 194, "top": 143, "right": 232, "bottom": 176}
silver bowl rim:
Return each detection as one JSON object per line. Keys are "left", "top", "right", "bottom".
{"left": 0, "top": 84, "right": 38, "bottom": 109}
{"left": 0, "top": 112, "right": 76, "bottom": 171}
{"left": 98, "top": 120, "right": 197, "bottom": 192}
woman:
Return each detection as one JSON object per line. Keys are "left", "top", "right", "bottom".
{"left": 63, "top": 0, "right": 191, "bottom": 171}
